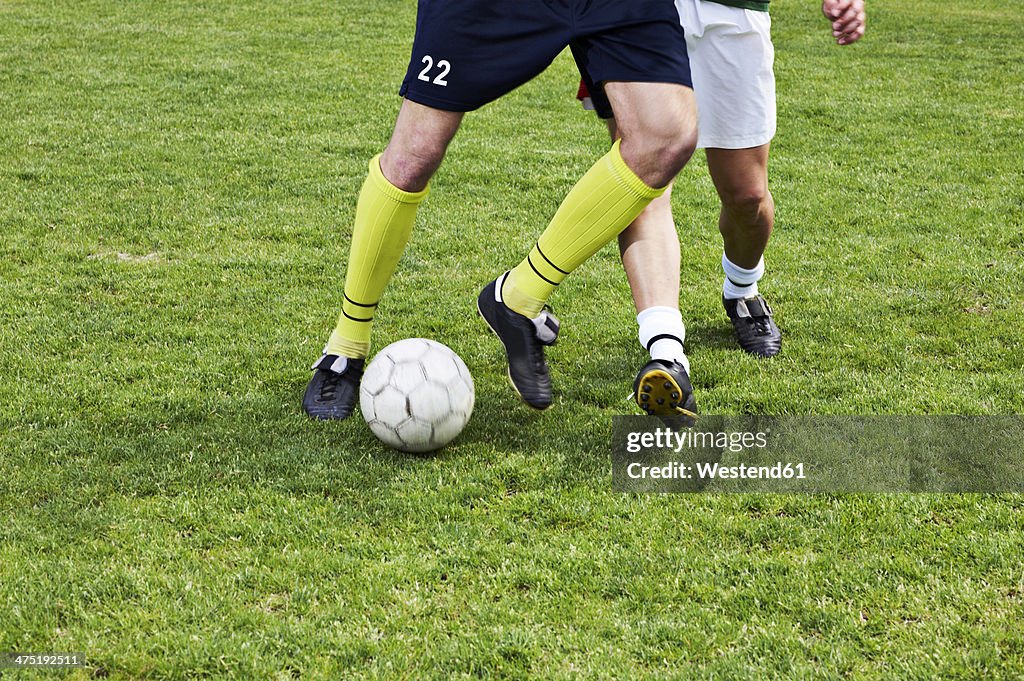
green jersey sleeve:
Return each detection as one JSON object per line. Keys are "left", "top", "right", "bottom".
{"left": 705, "top": 0, "right": 769, "bottom": 11}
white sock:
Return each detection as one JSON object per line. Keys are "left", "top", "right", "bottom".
{"left": 637, "top": 306, "right": 690, "bottom": 375}
{"left": 722, "top": 253, "right": 764, "bottom": 300}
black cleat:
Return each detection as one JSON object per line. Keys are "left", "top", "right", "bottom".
{"left": 302, "top": 354, "right": 365, "bottom": 420}
{"left": 633, "top": 359, "right": 698, "bottom": 419}
{"left": 723, "top": 295, "right": 781, "bottom": 358}
{"left": 477, "top": 275, "right": 560, "bottom": 410}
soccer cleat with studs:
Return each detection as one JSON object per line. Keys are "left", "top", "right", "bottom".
{"left": 723, "top": 294, "right": 781, "bottom": 358}
{"left": 477, "top": 274, "right": 560, "bottom": 410}
{"left": 632, "top": 359, "right": 697, "bottom": 419}
{"left": 302, "top": 354, "right": 365, "bottom": 420}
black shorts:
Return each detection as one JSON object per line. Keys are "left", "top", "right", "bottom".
{"left": 399, "top": 0, "right": 691, "bottom": 114}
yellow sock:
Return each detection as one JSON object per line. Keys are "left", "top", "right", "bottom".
{"left": 502, "top": 140, "right": 667, "bottom": 318}
{"left": 326, "top": 155, "right": 428, "bottom": 358}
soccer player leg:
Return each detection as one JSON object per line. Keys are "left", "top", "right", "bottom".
{"left": 683, "top": 1, "right": 781, "bottom": 357}
{"left": 579, "top": 60, "right": 697, "bottom": 415}
{"left": 616, "top": 185, "right": 697, "bottom": 418}
{"left": 618, "top": 187, "right": 681, "bottom": 323}
{"left": 597, "top": 106, "right": 696, "bottom": 417}
{"left": 481, "top": 135, "right": 668, "bottom": 409}
{"left": 487, "top": 85, "right": 696, "bottom": 409}
{"left": 602, "top": 81, "right": 698, "bottom": 189}
{"left": 605, "top": 81, "right": 699, "bottom": 418}
{"left": 308, "top": 1, "right": 569, "bottom": 420}
{"left": 304, "top": 102, "right": 462, "bottom": 421}
{"left": 708, "top": 144, "right": 774, "bottom": 286}
{"left": 330, "top": 102, "right": 462, "bottom": 354}
{"left": 499, "top": 85, "right": 698, "bottom": 318}
{"left": 483, "top": 11, "right": 697, "bottom": 409}
{"left": 710, "top": 146, "right": 781, "bottom": 358}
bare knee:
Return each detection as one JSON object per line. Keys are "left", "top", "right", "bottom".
{"left": 380, "top": 140, "right": 446, "bottom": 192}
{"left": 379, "top": 100, "right": 462, "bottom": 192}
{"left": 619, "top": 126, "right": 697, "bottom": 189}
{"left": 722, "top": 174, "right": 771, "bottom": 210}
{"left": 720, "top": 183, "right": 774, "bottom": 229}
{"left": 605, "top": 82, "right": 698, "bottom": 188}
{"left": 647, "top": 125, "right": 697, "bottom": 183}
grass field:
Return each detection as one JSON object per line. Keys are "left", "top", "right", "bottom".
{"left": 2, "top": 0, "right": 1023, "bottom": 678}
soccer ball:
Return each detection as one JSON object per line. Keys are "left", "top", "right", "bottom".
{"left": 359, "top": 338, "right": 475, "bottom": 453}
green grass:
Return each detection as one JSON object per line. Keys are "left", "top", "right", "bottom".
{"left": 2, "top": 0, "right": 1023, "bottom": 678}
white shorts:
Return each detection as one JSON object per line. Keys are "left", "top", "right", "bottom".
{"left": 676, "top": 0, "right": 776, "bottom": 149}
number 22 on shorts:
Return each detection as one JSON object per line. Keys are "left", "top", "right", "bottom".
{"left": 417, "top": 55, "right": 450, "bottom": 86}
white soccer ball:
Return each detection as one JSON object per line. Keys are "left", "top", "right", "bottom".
{"left": 359, "top": 338, "right": 475, "bottom": 453}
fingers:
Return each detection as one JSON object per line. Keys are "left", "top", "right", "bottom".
{"left": 835, "top": 24, "right": 865, "bottom": 46}
{"left": 825, "top": 0, "right": 866, "bottom": 45}
{"left": 822, "top": 0, "right": 846, "bottom": 20}
{"left": 832, "top": 3, "right": 863, "bottom": 33}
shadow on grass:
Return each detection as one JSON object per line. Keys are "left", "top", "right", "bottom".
{"left": 11, "top": 369, "right": 623, "bottom": 523}
{"left": 684, "top": 322, "right": 738, "bottom": 352}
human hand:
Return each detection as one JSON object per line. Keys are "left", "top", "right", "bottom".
{"left": 822, "top": 0, "right": 866, "bottom": 45}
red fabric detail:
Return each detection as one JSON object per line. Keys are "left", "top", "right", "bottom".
{"left": 576, "top": 79, "right": 590, "bottom": 101}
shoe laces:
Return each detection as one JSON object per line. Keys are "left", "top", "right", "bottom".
{"left": 526, "top": 335, "right": 548, "bottom": 374}
{"left": 320, "top": 371, "right": 343, "bottom": 400}
{"left": 751, "top": 315, "right": 772, "bottom": 336}
{"left": 740, "top": 297, "right": 772, "bottom": 336}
